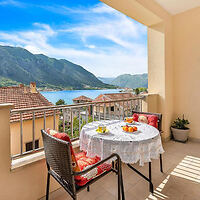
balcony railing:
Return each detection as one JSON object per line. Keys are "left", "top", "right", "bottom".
{"left": 10, "top": 96, "right": 144, "bottom": 160}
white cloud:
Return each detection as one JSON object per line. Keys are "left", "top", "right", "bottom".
{"left": 0, "top": 3, "right": 147, "bottom": 77}
{"left": 0, "top": 0, "right": 24, "bottom": 7}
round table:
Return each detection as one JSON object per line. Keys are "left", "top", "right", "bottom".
{"left": 80, "top": 120, "right": 164, "bottom": 166}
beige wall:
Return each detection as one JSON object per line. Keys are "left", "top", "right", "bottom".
{"left": 0, "top": 104, "right": 60, "bottom": 200}
{"left": 173, "top": 7, "right": 200, "bottom": 140}
{"left": 11, "top": 116, "right": 59, "bottom": 156}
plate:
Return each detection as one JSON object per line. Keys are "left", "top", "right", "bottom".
{"left": 96, "top": 129, "right": 110, "bottom": 134}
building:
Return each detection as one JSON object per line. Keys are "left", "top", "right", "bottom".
{"left": 73, "top": 95, "right": 93, "bottom": 104}
{"left": 93, "top": 93, "right": 138, "bottom": 117}
{"left": 0, "top": 82, "right": 59, "bottom": 156}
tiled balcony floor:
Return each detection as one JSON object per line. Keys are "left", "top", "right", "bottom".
{"left": 42, "top": 140, "right": 200, "bottom": 200}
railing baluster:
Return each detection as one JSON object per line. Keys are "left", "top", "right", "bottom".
{"left": 53, "top": 110, "right": 56, "bottom": 130}
{"left": 70, "top": 109, "right": 73, "bottom": 138}
{"left": 43, "top": 111, "right": 46, "bottom": 130}
{"left": 114, "top": 103, "right": 116, "bottom": 120}
{"left": 122, "top": 101, "right": 125, "bottom": 119}
{"left": 109, "top": 103, "right": 111, "bottom": 120}
{"left": 126, "top": 101, "right": 129, "bottom": 117}
{"left": 79, "top": 107, "right": 81, "bottom": 134}
{"left": 92, "top": 104, "right": 95, "bottom": 121}
{"left": 104, "top": 103, "right": 106, "bottom": 120}
{"left": 32, "top": 112, "right": 35, "bottom": 150}
{"left": 63, "top": 109, "right": 65, "bottom": 132}
{"left": 131, "top": 100, "right": 133, "bottom": 114}
{"left": 20, "top": 113, "right": 23, "bottom": 155}
{"left": 98, "top": 104, "right": 100, "bottom": 121}
{"left": 86, "top": 106, "right": 88, "bottom": 124}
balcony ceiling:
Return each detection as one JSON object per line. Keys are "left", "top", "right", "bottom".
{"left": 155, "top": 0, "right": 200, "bottom": 15}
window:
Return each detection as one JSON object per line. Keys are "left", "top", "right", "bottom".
{"left": 25, "top": 140, "right": 39, "bottom": 152}
{"left": 111, "top": 106, "right": 114, "bottom": 112}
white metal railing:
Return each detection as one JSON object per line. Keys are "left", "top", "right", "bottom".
{"left": 10, "top": 96, "right": 144, "bottom": 159}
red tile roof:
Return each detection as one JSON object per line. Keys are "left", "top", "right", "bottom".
{"left": 0, "top": 85, "right": 54, "bottom": 122}
{"left": 93, "top": 93, "right": 135, "bottom": 102}
{"left": 73, "top": 95, "right": 93, "bottom": 102}
{"left": 93, "top": 93, "right": 136, "bottom": 108}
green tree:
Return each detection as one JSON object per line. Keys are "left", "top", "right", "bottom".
{"left": 135, "top": 88, "right": 140, "bottom": 95}
{"left": 56, "top": 99, "right": 66, "bottom": 105}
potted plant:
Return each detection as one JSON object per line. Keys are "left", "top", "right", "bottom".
{"left": 171, "top": 115, "right": 190, "bottom": 142}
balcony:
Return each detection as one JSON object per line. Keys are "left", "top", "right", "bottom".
{"left": 1, "top": 0, "right": 200, "bottom": 199}
{"left": 0, "top": 92, "right": 199, "bottom": 199}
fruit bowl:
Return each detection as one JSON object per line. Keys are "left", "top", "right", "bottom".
{"left": 124, "top": 117, "right": 135, "bottom": 124}
{"left": 122, "top": 125, "right": 138, "bottom": 133}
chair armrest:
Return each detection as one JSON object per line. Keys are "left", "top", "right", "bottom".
{"left": 73, "top": 153, "right": 120, "bottom": 176}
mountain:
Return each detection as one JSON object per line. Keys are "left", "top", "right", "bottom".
{"left": 0, "top": 45, "right": 114, "bottom": 90}
{"left": 111, "top": 73, "right": 148, "bottom": 89}
{"left": 98, "top": 77, "right": 115, "bottom": 84}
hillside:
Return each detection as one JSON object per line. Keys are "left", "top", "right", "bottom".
{"left": 98, "top": 77, "right": 115, "bottom": 84}
{"left": 0, "top": 45, "right": 114, "bottom": 90}
{"left": 111, "top": 73, "right": 148, "bottom": 89}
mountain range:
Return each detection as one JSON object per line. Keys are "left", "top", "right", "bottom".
{"left": 0, "top": 45, "right": 114, "bottom": 90}
{"left": 99, "top": 73, "right": 148, "bottom": 89}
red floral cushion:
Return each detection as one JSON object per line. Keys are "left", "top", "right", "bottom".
{"left": 46, "top": 129, "right": 81, "bottom": 172}
{"left": 132, "top": 114, "right": 158, "bottom": 129}
{"left": 148, "top": 115, "right": 158, "bottom": 129}
{"left": 133, "top": 113, "right": 139, "bottom": 121}
{"left": 74, "top": 152, "right": 111, "bottom": 186}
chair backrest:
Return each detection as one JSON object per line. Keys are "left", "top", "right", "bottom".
{"left": 132, "top": 111, "right": 162, "bottom": 132}
{"left": 41, "top": 130, "right": 75, "bottom": 191}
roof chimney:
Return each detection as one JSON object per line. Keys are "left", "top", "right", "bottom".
{"left": 24, "top": 86, "right": 28, "bottom": 93}
{"left": 30, "top": 82, "right": 37, "bottom": 93}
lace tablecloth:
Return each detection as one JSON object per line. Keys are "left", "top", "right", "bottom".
{"left": 80, "top": 120, "right": 164, "bottom": 166}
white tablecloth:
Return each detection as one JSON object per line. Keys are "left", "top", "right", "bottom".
{"left": 80, "top": 120, "right": 164, "bottom": 166}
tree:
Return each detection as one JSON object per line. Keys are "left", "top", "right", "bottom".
{"left": 56, "top": 99, "right": 66, "bottom": 105}
{"left": 135, "top": 88, "right": 140, "bottom": 95}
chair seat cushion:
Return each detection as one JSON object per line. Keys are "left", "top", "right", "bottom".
{"left": 74, "top": 152, "right": 111, "bottom": 186}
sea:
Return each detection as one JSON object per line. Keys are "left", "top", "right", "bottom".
{"left": 41, "top": 89, "right": 121, "bottom": 105}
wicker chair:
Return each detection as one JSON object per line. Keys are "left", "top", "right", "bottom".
{"left": 41, "top": 130, "right": 125, "bottom": 200}
{"left": 132, "top": 111, "right": 163, "bottom": 173}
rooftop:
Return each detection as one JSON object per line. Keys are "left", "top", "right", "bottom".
{"left": 0, "top": 83, "right": 53, "bottom": 122}
{"left": 93, "top": 93, "right": 135, "bottom": 102}
{"left": 73, "top": 95, "right": 93, "bottom": 102}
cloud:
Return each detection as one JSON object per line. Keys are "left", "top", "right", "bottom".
{"left": 0, "top": 3, "right": 147, "bottom": 77}
{"left": 0, "top": 0, "right": 25, "bottom": 7}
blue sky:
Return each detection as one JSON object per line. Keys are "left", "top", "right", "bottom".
{"left": 0, "top": 0, "right": 147, "bottom": 77}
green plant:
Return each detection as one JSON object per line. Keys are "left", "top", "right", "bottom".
{"left": 56, "top": 99, "right": 66, "bottom": 105}
{"left": 171, "top": 115, "right": 189, "bottom": 130}
{"left": 135, "top": 88, "right": 140, "bottom": 95}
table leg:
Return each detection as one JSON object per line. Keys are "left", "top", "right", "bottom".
{"left": 127, "top": 163, "right": 154, "bottom": 194}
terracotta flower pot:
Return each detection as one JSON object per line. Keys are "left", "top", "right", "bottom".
{"left": 171, "top": 127, "right": 189, "bottom": 142}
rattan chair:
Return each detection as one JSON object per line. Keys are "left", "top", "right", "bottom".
{"left": 41, "top": 130, "right": 125, "bottom": 200}
{"left": 132, "top": 111, "right": 163, "bottom": 173}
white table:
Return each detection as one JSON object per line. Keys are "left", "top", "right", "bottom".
{"left": 80, "top": 120, "right": 164, "bottom": 166}
{"left": 80, "top": 120, "right": 164, "bottom": 193}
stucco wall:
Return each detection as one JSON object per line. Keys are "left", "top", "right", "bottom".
{"left": 173, "top": 7, "right": 200, "bottom": 140}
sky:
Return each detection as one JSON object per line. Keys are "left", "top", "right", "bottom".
{"left": 0, "top": 0, "right": 147, "bottom": 77}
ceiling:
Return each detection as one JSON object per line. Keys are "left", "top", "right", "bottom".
{"left": 155, "top": 0, "right": 200, "bottom": 15}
